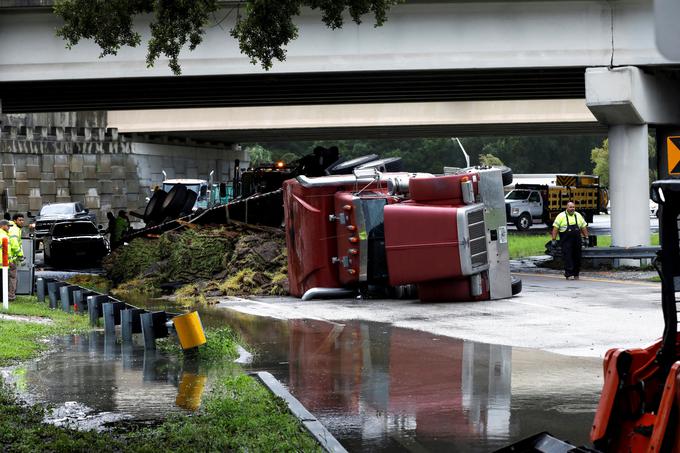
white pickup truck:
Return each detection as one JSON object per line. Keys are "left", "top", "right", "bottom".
{"left": 504, "top": 188, "right": 545, "bottom": 231}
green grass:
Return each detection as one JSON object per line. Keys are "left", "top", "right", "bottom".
{"left": 0, "top": 296, "right": 89, "bottom": 365}
{"left": 0, "top": 373, "right": 321, "bottom": 452}
{"left": 157, "top": 327, "right": 241, "bottom": 363}
{"left": 508, "top": 233, "right": 660, "bottom": 259}
{"left": 127, "top": 374, "right": 322, "bottom": 452}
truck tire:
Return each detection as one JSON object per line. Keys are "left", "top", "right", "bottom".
{"left": 498, "top": 166, "right": 513, "bottom": 186}
{"left": 511, "top": 276, "right": 522, "bottom": 295}
{"left": 326, "top": 154, "right": 379, "bottom": 175}
{"left": 356, "top": 157, "right": 404, "bottom": 173}
{"left": 144, "top": 189, "right": 167, "bottom": 223}
{"left": 161, "top": 184, "right": 188, "bottom": 219}
{"left": 515, "top": 213, "right": 532, "bottom": 231}
{"left": 472, "top": 165, "right": 513, "bottom": 186}
{"left": 585, "top": 211, "right": 594, "bottom": 223}
{"left": 179, "top": 190, "right": 198, "bottom": 216}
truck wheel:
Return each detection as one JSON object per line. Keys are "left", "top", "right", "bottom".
{"left": 356, "top": 157, "right": 404, "bottom": 173}
{"left": 179, "top": 190, "right": 198, "bottom": 216}
{"left": 161, "top": 184, "right": 188, "bottom": 219}
{"left": 515, "top": 213, "right": 532, "bottom": 231}
{"left": 144, "top": 189, "right": 167, "bottom": 223}
{"left": 511, "top": 276, "right": 522, "bottom": 295}
{"left": 326, "top": 154, "right": 379, "bottom": 175}
{"left": 497, "top": 166, "right": 513, "bottom": 186}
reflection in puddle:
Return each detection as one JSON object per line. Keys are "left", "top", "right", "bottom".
{"left": 3, "top": 300, "right": 603, "bottom": 450}
{"left": 208, "top": 307, "right": 602, "bottom": 452}
{"left": 3, "top": 331, "right": 214, "bottom": 431}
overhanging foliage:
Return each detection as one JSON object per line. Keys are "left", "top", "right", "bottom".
{"left": 54, "top": 0, "right": 401, "bottom": 74}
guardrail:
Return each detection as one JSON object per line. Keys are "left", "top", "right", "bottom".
{"left": 582, "top": 246, "right": 660, "bottom": 259}
{"left": 37, "top": 277, "right": 205, "bottom": 350}
{"left": 548, "top": 245, "right": 660, "bottom": 260}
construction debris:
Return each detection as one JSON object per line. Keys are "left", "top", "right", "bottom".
{"left": 103, "top": 223, "right": 287, "bottom": 300}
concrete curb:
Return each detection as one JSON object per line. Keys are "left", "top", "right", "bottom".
{"left": 251, "top": 371, "right": 347, "bottom": 453}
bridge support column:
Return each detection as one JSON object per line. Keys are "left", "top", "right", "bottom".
{"left": 586, "top": 66, "right": 680, "bottom": 266}
{"left": 608, "top": 124, "right": 650, "bottom": 265}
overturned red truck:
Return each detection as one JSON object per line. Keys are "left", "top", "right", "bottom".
{"left": 284, "top": 167, "right": 519, "bottom": 302}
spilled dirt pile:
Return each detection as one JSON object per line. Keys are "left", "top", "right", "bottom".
{"left": 103, "top": 223, "right": 288, "bottom": 299}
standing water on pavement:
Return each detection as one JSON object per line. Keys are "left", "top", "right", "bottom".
{"left": 3, "top": 298, "right": 602, "bottom": 450}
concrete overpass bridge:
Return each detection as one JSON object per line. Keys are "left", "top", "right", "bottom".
{"left": 1, "top": 0, "right": 680, "bottom": 253}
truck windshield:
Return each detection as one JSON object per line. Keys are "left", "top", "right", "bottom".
{"left": 40, "top": 204, "right": 75, "bottom": 215}
{"left": 163, "top": 183, "right": 202, "bottom": 195}
{"left": 505, "top": 190, "right": 531, "bottom": 201}
{"left": 52, "top": 222, "right": 98, "bottom": 237}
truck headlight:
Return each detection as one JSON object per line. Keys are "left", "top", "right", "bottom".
{"left": 511, "top": 207, "right": 519, "bottom": 215}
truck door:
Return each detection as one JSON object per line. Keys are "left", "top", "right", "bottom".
{"left": 528, "top": 191, "right": 542, "bottom": 218}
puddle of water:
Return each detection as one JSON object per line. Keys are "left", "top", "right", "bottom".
{"left": 169, "top": 301, "right": 603, "bottom": 452}
{"left": 2, "top": 331, "right": 235, "bottom": 431}
{"left": 4, "top": 296, "right": 603, "bottom": 450}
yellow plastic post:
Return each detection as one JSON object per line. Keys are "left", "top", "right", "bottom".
{"left": 172, "top": 311, "right": 207, "bottom": 350}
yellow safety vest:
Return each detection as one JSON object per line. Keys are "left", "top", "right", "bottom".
{"left": 553, "top": 211, "right": 587, "bottom": 233}
{"left": 8, "top": 222, "right": 23, "bottom": 262}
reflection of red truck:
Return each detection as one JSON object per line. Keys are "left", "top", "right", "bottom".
{"left": 284, "top": 168, "right": 517, "bottom": 302}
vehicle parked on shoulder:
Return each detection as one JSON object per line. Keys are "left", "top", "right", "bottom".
{"left": 34, "top": 202, "right": 96, "bottom": 241}
{"left": 43, "top": 220, "right": 109, "bottom": 267}
{"left": 504, "top": 174, "right": 608, "bottom": 231}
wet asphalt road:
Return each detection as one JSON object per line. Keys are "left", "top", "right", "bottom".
{"left": 220, "top": 272, "right": 661, "bottom": 358}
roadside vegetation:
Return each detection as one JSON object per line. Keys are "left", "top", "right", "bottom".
{"left": 0, "top": 297, "right": 321, "bottom": 451}
{"left": 0, "top": 296, "right": 89, "bottom": 365}
{"left": 65, "top": 274, "right": 112, "bottom": 294}
{"left": 0, "top": 372, "right": 321, "bottom": 452}
{"left": 102, "top": 225, "right": 288, "bottom": 303}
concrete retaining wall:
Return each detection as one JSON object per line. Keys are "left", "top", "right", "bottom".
{"left": 0, "top": 113, "right": 245, "bottom": 223}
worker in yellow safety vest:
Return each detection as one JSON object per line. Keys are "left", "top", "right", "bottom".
{"left": 0, "top": 220, "right": 10, "bottom": 301}
{"left": 551, "top": 201, "right": 589, "bottom": 280}
{"left": 8, "top": 214, "right": 25, "bottom": 300}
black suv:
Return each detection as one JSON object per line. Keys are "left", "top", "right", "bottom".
{"left": 34, "top": 202, "right": 96, "bottom": 241}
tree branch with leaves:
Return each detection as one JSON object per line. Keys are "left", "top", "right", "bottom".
{"left": 54, "top": 0, "right": 401, "bottom": 75}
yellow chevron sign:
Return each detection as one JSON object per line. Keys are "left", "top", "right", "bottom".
{"left": 668, "top": 136, "right": 680, "bottom": 175}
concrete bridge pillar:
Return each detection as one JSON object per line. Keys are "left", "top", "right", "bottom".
{"left": 586, "top": 66, "right": 680, "bottom": 265}
{"left": 608, "top": 124, "right": 650, "bottom": 254}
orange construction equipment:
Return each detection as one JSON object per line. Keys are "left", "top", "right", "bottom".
{"left": 497, "top": 180, "right": 680, "bottom": 453}
{"left": 589, "top": 180, "right": 680, "bottom": 452}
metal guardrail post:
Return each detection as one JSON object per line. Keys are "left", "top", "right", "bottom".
{"left": 141, "top": 311, "right": 170, "bottom": 350}
{"left": 103, "top": 299, "right": 126, "bottom": 336}
{"left": 121, "top": 309, "right": 133, "bottom": 344}
{"left": 103, "top": 302, "right": 115, "bottom": 336}
{"left": 76, "top": 290, "right": 96, "bottom": 314}
{"left": 87, "top": 294, "right": 107, "bottom": 327}
{"left": 47, "top": 282, "right": 67, "bottom": 310}
{"left": 36, "top": 277, "right": 45, "bottom": 302}
{"left": 141, "top": 312, "right": 157, "bottom": 350}
{"left": 60, "top": 285, "right": 77, "bottom": 313}
{"left": 72, "top": 289, "right": 82, "bottom": 311}
{"left": 121, "top": 308, "right": 145, "bottom": 344}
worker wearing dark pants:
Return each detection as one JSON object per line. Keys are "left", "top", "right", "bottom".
{"left": 551, "top": 202, "right": 589, "bottom": 280}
